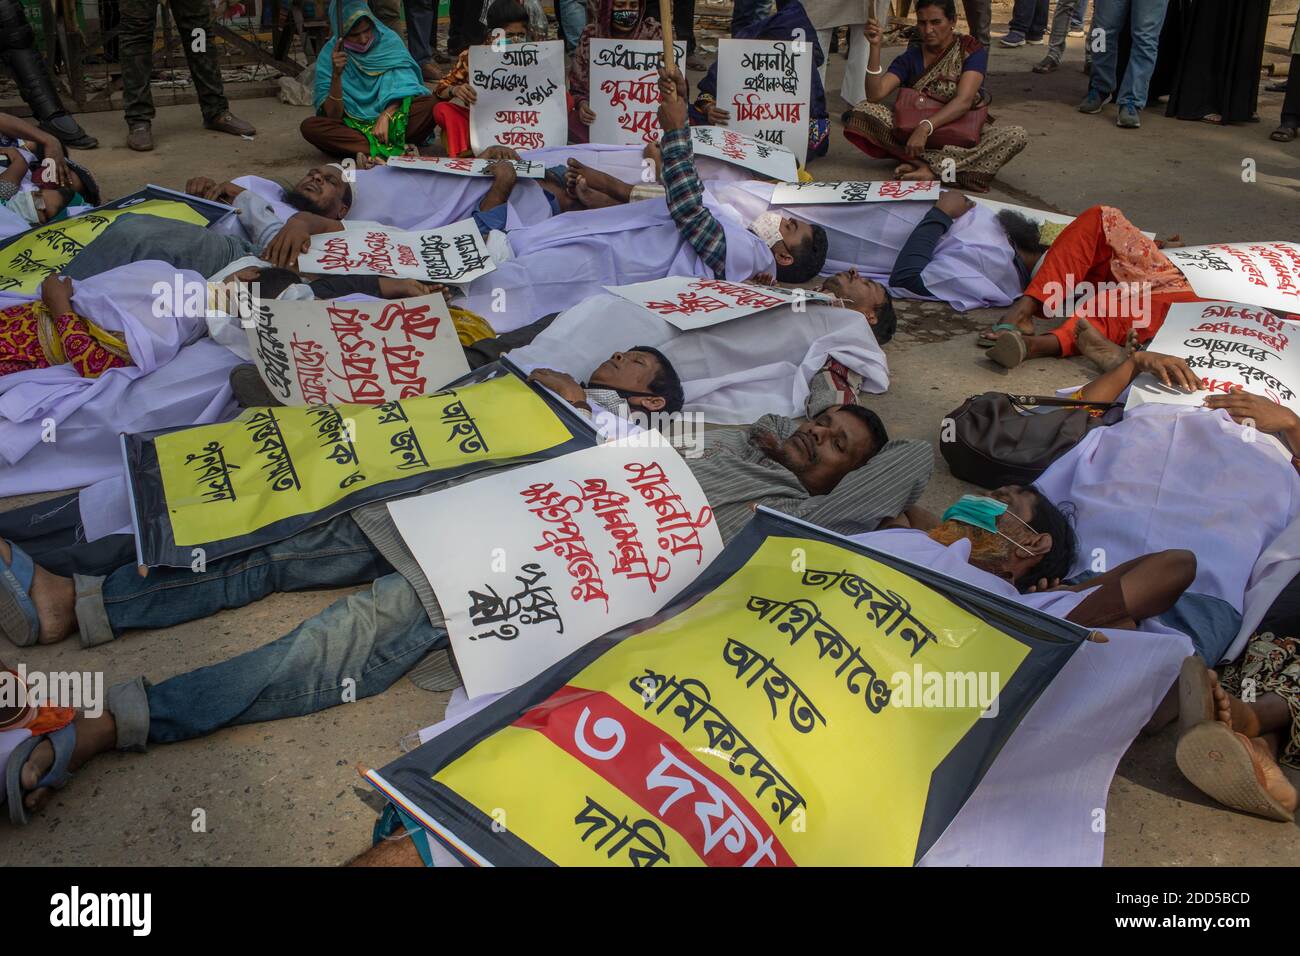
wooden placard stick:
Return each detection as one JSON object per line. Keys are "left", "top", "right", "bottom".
{"left": 659, "top": 0, "right": 677, "bottom": 100}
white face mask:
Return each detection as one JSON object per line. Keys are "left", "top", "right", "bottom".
{"left": 749, "top": 211, "right": 785, "bottom": 249}
{"left": 6, "top": 188, "right": 41, "bottom": 225}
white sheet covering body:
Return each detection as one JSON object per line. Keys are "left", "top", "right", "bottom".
{"left": 453, "top": 193, "right": 775, "bottom": 332}
{"left": 707, "top": 180, "right": 1024, "bottom": 311}
{"left": 522, "top": 142, "right": 758, "bottom": 188}
{"left": 1034, "top": 402, "right": 1300, "bottom": 659}
{"left": 507, "top": 292, "right": 888, "bottom": 423}
{"left": 0, "top": 261, "right": 241, "bottom": 498}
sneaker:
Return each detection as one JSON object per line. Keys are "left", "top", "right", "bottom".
{"left": 1117, "top": 104, "right": 1141, "bottom": 128}
{"left": 204, "top": 110, "right": 256, "bottom": 137}
{"left": 998, "top": 31, "right": 1027, "bottom": 47}
{"left": 1026, "top": 35, "right": 1046, "bottom": 45}
{"left": 1077, "top": 89, "right": 1104, "bottom": 114}
{"left": 1068, "top": 25, "right": 1086, "bottom": 37}
{"left": 126, "top": 121, "right": 153, "bottom": 151}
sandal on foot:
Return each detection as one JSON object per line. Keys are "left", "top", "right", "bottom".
{"left": 1175, "top": 721, "right": 1295, "bottom": 822}
{"left": 4, "top": 722, "right": 76, "bottom": 825}
{"left": 977, "top": 322, "right": 1022, "bottom": 349}
{"left": 1177, "top": 654, "right": 1214, "bottom": 736}
{"left": 0, "top": 538, "right": 39, "bottom": 647}
{"left": 1032, "top": 58, "right": 1059, "bottom": 74}
{"left": 1270, "top": 125, "right": 1297, "bottom": 143}
{"left": 986, "top": 331, "right": 1028, "bottom": 369}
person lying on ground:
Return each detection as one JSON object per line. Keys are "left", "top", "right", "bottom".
{"left": 62, "top": 166, "right": 356, "bottom": 278}
{"left": 347, "top": 483, "right": 1194, "bottom": 867}
{"left": 977, "top": 204, "right": 1200, "bottom": 370}
{"left": 454, "top": 68, "right": 830, "bottom": 330}
{"left": 0, "top": 384, "right": 931, "bottom": 823}
{"left": 0, "top": 274, "right": 131, "bottom": 379}
{"left": 0, "top": 143, "right": 99, "bottom": 227}
{"left": 301, "top": 0, "right": 436, "bottom": 160}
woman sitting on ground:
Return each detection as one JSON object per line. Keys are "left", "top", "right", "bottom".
{"left": 843, "top": 0, "right": 1026, "bottom": 191}
{"left": 432, "top": 1, "right": 536, "bottom": 158}
{"left": 568, "top": 0, "right": 663, "bottom": 144}
{"left": 1, "top": 274, "right": 131, "bottom": 379}
{"left": 301, "top": 0, "right": 435, "bottom": 159}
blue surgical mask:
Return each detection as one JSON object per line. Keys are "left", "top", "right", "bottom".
{"left": 941, "top": 494, "right": 1007, "bottom": 533}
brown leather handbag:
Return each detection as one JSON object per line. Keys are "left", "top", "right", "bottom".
{"left": 893, "top": 87, "right": 988, "bottom": 148}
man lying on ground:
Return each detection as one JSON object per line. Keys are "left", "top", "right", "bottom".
{"left": 61, "top": 165, "right": 355, "bottom": 279}
{"left": 977, "top": 205, "right": 1200, "bottom": 370}
{"left": 452, "top": 66, "right": 829, "bottom": 331}
{"left": 0, "top": 369, "right": 930, "bottom": 823}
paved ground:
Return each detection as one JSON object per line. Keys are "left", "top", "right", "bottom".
{"left": 4, "top": 19, "right": 1300, "bottom": 865}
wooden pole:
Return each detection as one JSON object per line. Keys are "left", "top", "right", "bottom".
{"left": 659, "top": 0, "right": 676, "bottom": 99}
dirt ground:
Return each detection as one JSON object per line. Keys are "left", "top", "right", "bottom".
{"left": 3, "top": 14, "right": 1300, "bottom": 865}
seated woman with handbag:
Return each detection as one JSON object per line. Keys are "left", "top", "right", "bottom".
{"left": 843, "top": 0, "right": 1027, "bottom": 192}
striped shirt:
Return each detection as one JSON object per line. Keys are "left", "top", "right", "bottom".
{"left": 351, "top": 408, "right": 934, "bottom": 631}
{"left": 661, "top": 125, "right": 727, "bottom": 278}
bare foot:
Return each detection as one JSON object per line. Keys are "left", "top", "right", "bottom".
{"left": 573, "top": 176, "right": 618, "bottom": 209}
{"left": 564, "top": 159, "right": 631, "bottom": 202}
{"left": 900, "top": 162, "right": 939, "bottom": 182}
{"left": 0, "top": 539, "right": 77, "bottom": 644}
{"left": 1246, "top": 734, "right": 1299, "bottom": 813}
{"left": 1208, "top": 669, "right": 1262, "bottom": 738}
{"left": 641, "top": 142, "right": 663, "bottom": 181}
{"left": 1073, "top": 317, "right": 1129, "bottom": 372}
{"left": 892, "top": 161, "right": 919, "bottom": 178}
{"left": 16, "top": 711, "right": 116, "bottom": 815}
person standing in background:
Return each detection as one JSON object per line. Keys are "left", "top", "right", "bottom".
{"left": 1271, "top": 9, "right": 1299, "bottom": 143}
{"left": 368, "top": 0, "right": 404, "bottom": 30}
{"left": 1034, "top": 0, "right": 1091, "bottom": 73}
{"left": 1077, "top": 0, "right": 1171, "bottom": 129}
{"left": 556, "top": 0, "right": 588, "bottom": 53}
{"left": 119, "top": 0, "right": 256, "bottom": 151}
{"left": 448, "top": 0, "right": 485, "bottom": 52}
{"left": 999, "top": 0, "right": 1047, "bottom": 47}
{"left": 404, "top": 0, "right": 450, "bottom": 79}
{"left": 1157, "top": 0, "right": 1269, "bottom": 125}
{"left": 961, "top": 0, "right": 990, "bottom": 46}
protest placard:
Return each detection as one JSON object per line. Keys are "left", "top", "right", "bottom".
{"left": 1126, "top": 300, "right": 1300, "bottom": 415}
{"left": 690, "top": 126, "right": 798, "bottom": 182}
{"left": 387, "top": 438, "right": 723, "bottom": 697}
{"left": 1165, "top": 242, "right": 1300, "bottom": 316}
{"left": 587, "top": 38, "right": 685, "bottom": 146}
{"left": 0, "top": 185, "right": 231, "bottom": 295}
{"left": 605, "top": 276, "right": 833, "bottom": 331}
{"left": 384, "top": 155, "right": 546, "bottom": 178}
{"left": 245, "top": 292, "right": 469, "bottom": 406}
{"left": 770, "top": 181, "right": 941, "bottom": 204}
{"left": 469, "top": 39, "right": 567, "bottom": 153}
{"left": 367, "top": 508, "right": 1088, "bottom": 866}
{"left": 300, "top": 220, "right": 495, "bottom": 284}
{"left": 716, "top": 38, "right": 812, "bottom": 165}
{"left": 124, "top": 365, "right": 595, "bottom": 567}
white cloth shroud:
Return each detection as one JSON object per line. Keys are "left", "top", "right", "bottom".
{"left": 1034, "top": 402, "right": 1300, "bottom": 661}
{"left": 507, "top": 292, "right": 888, "bottom": 423}
{"left": 706, "top": 180, "right": 1025, "bottom": 311}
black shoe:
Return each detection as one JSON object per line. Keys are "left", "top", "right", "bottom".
{"left": 230, "top": 364, "right": 281, "bottom": 408}
{"left": 39, "top": 113, "right": 98, "bottom": 150}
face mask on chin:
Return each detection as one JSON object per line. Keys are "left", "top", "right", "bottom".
{"left": 749, "top": 211, "right": 785, "bottom": 249}
{"left": 342, "top": 31, "right": 375, "bottom": 53}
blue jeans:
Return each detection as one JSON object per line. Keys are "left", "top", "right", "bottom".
{"left": 87, "top": 518, "right": 447, "bottom": 747}
{"left": 556, "top": 0, "right": 587, "bottom": 52}
{"left": 404, "top": 0, "right": 436, "bottom": 65}
{"left": 1088, "top": 0, "right": 1172, "bottom": 110}
{"left": 1009, "top": 0, "right": 1049, "bottom": 38}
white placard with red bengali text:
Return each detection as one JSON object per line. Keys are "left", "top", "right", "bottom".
{"left": 605, "top": 275, "right": 834, "bottom": 331}
{"left": 1126, "top": 300, "right": 1300, "bottom": 417}
{"left": 716, "top": 38, "right": 812, "bottom": 166}
{"left": 469, "top": 40, "right": 567, "bottom": 154}
{"left": 244, "top": 293, "right": 469, "bottom": 407}
{"left": 690, "top": 126, "right": 798, "bottom": 182}
{"left": 388, "top": 438, "right": 723, "bottom": 697}
{"left": 770, "top": 181, "right": 941, "bottom": 204}
{"left": 588, "top": 38, "right": 685, "bottom": 147}
{"left": 300, "top": 220, "right": 495, "bottom": 284}
{"left": 384, "top": 154, "right": 546, "bottom": 178}
{"left": 1165, "top": 242, "right": 1300, "bottom": 316}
